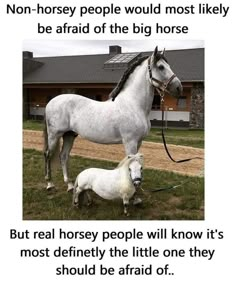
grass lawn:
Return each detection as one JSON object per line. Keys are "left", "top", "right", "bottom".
{"left": 145, "top": 128, "right": 204, "bottom": 148}
{"left": 23, "top": 120, "right": 204, "bottom": 148}
{"left": 23, "top": 120, "right": 44, "bottom": 131}
{"left": 23, "top": 149, "right": 204, "bottom": 220}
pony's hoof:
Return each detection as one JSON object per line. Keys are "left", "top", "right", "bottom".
{"left": 73, "top": 201, "right": 79, "bottom": 208}
{"left": 133, "top": 198, "right": 142, "bottom": 206}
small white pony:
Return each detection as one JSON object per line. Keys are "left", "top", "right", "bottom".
{"left": 73, "top": 153, "right": 144, "bottom": 216}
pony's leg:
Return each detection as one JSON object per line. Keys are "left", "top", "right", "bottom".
{"left": 132, "top": 192, "right": 142, "bottom": 205}
{"left": 122, "top": 194, "right": 130, "bottom": 216}
{"left": 60, "top": 132, "right": 76, "bottom": 192}
{"left": 73, "top": 186, "right": 85, "bottom": 207}
{"left": 85, "top": 191, "right": 93, "bottom": 206}
{"left": 44, "top": 134, "right": 60, "bottom": 190}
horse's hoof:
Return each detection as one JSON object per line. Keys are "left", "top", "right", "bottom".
{"left": 46, "top": 182, "right": 55, "bottom": 191}
{"left": 67, "top": 185, "right": 74, "bottom": 193}
{"left": 133, "top": 198, "right": 142, "bottom": 206}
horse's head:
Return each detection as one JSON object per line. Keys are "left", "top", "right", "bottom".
{"left": 149, "top": 46, "right": 182, "bottom": 97}
{"left": 127, "top": 153, "right": 144, "bottom": 189}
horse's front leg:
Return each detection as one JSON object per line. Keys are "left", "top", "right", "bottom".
{"left": 60, "top": 132, "right": 76, "bottom": 192}
{"left": 123, "top": 139, "right": 138, "bottom": 155}
{"left": 123, "top": 140, "right": 143, "bottom": 205}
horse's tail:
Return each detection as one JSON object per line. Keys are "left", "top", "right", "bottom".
{"left": 43, "top": 117, "right": 48, "bottom": 153}
{"left": 43, "top": 115, "right": 60, "bottom": 170}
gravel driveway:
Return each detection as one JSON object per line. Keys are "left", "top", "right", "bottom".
{"left": 23, "top": 130, "right": 204, "bottom": 177}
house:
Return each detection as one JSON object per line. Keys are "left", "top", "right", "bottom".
{"left": 23, "top": 45, "right": 204, "bottom": 128}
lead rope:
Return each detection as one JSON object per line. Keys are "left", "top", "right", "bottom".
{"left": 141, "top": 180, "right": 189, "bottom": 193}
{"left": 160, "top": 98, "right": 204, "bottom": 163}
{"left": 144, "top": 90, "right": 204, "bottom": 193}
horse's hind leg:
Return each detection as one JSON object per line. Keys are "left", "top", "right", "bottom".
{"left": 44, "top": 152, "right": 54, "bottom": 190}
{"left": 60, "top": 131, "right": 76, "bottom": 192}
{"left": 44, "top": 134, "right": 60, "bottom": 190}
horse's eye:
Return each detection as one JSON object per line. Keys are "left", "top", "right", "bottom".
{"left": 141, "top": 167, "right": 143, "bottom": 170}
{"left": 129, "top": 168, "right": 131, "bottom": 172}
{"left": 158, "top": 65, "right": 164, "bottom": 71}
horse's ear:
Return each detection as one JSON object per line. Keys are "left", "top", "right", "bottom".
{"left": 151, "top": 46, "right": 158, "bottom": 64}
{"left": 162, "top": 48, "right": 166, "bottom": 56}
{"left": 154, "top": 46, "right": 158, "bottom": 57}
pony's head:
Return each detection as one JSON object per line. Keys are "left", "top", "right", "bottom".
{"left": 116, "top": 153, "right": 143, "bottom": 188}
{"left": 149, "top": 46, "right": 182, "bottom": 97}
{"left": 127, "top": 153, "right": 144, "bottom": 188}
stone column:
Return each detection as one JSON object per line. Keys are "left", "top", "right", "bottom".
{"left": 190, "top": 83, "right": 204, "bottom": 129}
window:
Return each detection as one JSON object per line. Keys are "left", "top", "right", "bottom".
{"left": 96, "top": 95, "right": 102, "bottom": 101}
{"left": 152, "top": 95, "right": 161, "bottom": 110}
{"left": 177, "top": 96, "right": 187, "bottom": 110}
{"left": 47, "top": 95, "right": 53, "bottom": 103}
{"left": 104, "top": 53, "right": 141, "bottom": 69}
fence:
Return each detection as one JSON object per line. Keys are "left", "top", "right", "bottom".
{"left": 23, "top": 103, "right": 190, "bottom": 128}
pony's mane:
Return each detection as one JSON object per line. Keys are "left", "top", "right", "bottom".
{"left": 116, "top": 156, "right": 130, "bottom": 168}
{"left": 116, "top": 154, "right": 144, "bottom": 169}
{"left": 109, "top": 56, "right": 149, "bottom": 100}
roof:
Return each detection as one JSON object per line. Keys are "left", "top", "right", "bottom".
{"left": 23, "top": 48, "right": 204, "bottom": 84}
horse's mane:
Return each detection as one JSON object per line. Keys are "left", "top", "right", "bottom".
{"left": 109, "top": 52, "right": 168, "bottom": 101}
{"left": 109, "top": 56, "right": 149, "bottom": 101}
{"left": 116, "top": 153, "right": 144, "bottom": 169}
{"left": 154, "top": 52, "right": 168, "bottom": 64}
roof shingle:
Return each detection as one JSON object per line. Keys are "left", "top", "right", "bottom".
{"left": 23, "top": 48, "right": 204, "bottom": 84}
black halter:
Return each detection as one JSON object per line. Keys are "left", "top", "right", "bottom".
{"left": 147, "top": 57, "right": 177, "bottom": 95}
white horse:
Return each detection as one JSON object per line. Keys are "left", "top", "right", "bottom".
{"left": 73, "top": 153, "right": 144, "bottom": 215}
{"left": 44, "top": 46, "right": 182, "bottom": 191}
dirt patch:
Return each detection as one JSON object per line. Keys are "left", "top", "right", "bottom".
{"left": 23, "top": 130, "right": 204, "bottom": 177}
{"left": 168, "top": 196, "right": 182, "bottom": 206}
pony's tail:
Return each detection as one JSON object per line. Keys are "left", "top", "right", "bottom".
{"left": 74, "top": 175, "right": 78, "bottom": 190}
